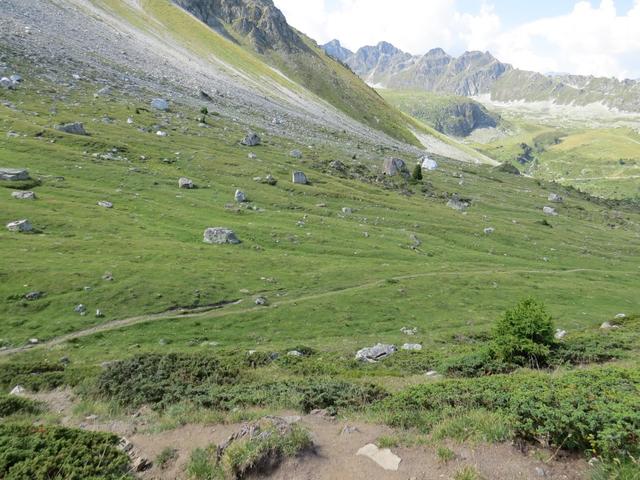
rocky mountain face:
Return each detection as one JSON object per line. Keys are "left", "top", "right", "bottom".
{"left": 329, "top": 41, "right": 511, "bottom": 96}
{"left": 322, "top": 39, "right": 352, "bottom": 63}
{"left": 173, "top": 0, "right": 305, "bottom": 53}
{"left": 325, "top": 39, "right": 640, "bottom": 112}
{"left": 433, "top": 101, "right": 498, "bottom": 137}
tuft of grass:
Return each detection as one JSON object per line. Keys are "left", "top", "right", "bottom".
{"left": 436, "top": 445, "right": 456, "bottom": 463}
{"left": 454, "top": 466, "right": 485, "bottom": 480}
{"left": 376, "top": 435, "right": 400, "bottom": 449}
{"left": 431, "top": 409, "right": 513, "bottom": 444}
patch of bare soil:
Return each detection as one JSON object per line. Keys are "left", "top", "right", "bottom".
{"left": 23, "top": 392, "right": 588, "bottom": 479}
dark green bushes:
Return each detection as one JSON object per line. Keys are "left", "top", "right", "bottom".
{"left": 0, "top": 424, "right": 130, "bottom": 479}
{"left": 0, "top": 361, "right": 66, "bottom": 392}
{"left": 0, "top": 396, "right": 42, "bottom": 417}
{"left": 96, "top": 353, "right": 240, "bottom": 408}
{"left": 382, "top": 367, "right": 640, "bottom": 460}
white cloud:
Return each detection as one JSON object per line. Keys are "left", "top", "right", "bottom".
{"left": 273, "top": 0, "right": 640, "bottom": 79}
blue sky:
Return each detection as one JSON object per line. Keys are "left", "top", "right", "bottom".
{"left": 274, "top": 0, "right": 640, "bottom": 78}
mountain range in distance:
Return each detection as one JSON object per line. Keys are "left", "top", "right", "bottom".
{"left": 323, "top": 39, "right": 640, "bottom": 113}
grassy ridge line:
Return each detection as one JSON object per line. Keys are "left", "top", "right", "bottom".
{"left": 0, "top": 266, "right": 622, "bottom": 358}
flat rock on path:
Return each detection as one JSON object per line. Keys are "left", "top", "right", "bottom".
{"left": 356, "top": 444, "right": 401, "bottom": 471}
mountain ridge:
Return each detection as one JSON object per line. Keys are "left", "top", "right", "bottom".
{"left": 324, "top": 39, "right": 640, "bottom": 113}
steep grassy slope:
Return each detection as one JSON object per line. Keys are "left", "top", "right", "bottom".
{"left": 169, "top": 0, "right": 420, "bottom": 146}
{"left": 380, "top": 89, "right": 499, "bottom": 137}
{"left": 1, "top": 78, "right": 639, "bottom": 350}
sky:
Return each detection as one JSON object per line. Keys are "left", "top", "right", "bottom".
{"left": 272, "top": 0, "right": 640, "bottom": 79}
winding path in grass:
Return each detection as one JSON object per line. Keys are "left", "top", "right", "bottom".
{"left": 0, "top": 267, "right": 627, "bottom": 357}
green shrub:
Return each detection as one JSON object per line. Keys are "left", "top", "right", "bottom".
{"left": 439, "top": 346, "right": 510, "bottom": 377}
{"left": 436, "top": 446, "right": 456, "bottom": 462}
{"left": 0, "top": 424, "right": 130, "bottom": 479}
{"left": 0, "top": 361, "right": 66, "bottom": 392}
{"left": 454, "top": 466, "right": 484, "bottom": 480}
{"left": 412, "top": 164, "right": 423, "bottom": 181}
{"left": 187, "top": 446, "right": 220, "bottom": 480}
{"left": 493, "top": 298, "right": 555, "bottom": 367}
{"left": 96, "top": 354, "right": 240, "bottom": 408}
{"left": 551, "top": 332, "right": 631, "bottom": 366}
{"left": 0, "top": 395, "right": 42, "bottom": 417}
{"left": 382, "top": 367, "right": 640, "bottom": 460}
{"left": 431, "top": 409, "right": 513, "bottom": 443}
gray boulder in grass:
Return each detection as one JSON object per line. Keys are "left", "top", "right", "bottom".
{"left": 203, "top": 228, "right": 240, "bottom": 245}
{"left": 355, "top": 343, "right": 396, "bottom": 362}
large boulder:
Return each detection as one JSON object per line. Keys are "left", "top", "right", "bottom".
{"left": 292, "top": 171, "right": 308, "bottom": 184}
{"left": 6, "top": 219, "right": 32, "bottom": 232}
{"left": 355, "top": 343, "right": 396, "bottom": 362}
{"left": 0, "top": 77, "right": 16, "bottom": 89}
{"left": 235, "top": 189, "right": 247, "bottom": 203}
{"left": 383, "top": 158, "right": 408, "bottom": 176}
{"left": 1, "top": 168, "right": 30, "bottom": 181}
{"left": 150, "top": 98, "right": 169, "bottom": 111}
{"left": 56, "top": 122, "right": 88, "bottom": 135}
{"left": 178, "top": 177, "right": 194, "bottom": 189}
{"left": 203, "top": 227, "right": 241, "bottom": 245}
{"left": 241, "top": 133, "right": 261, "bottom": 146}
{"left": 420, "top": 156, "right": 438, "bottom": 171}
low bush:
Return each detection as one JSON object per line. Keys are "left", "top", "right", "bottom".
{"left": 382, "top": 367, "right": 640, "bottom": 460}
{"left": 0, "top": 361, "right": 66, "bottom": 392}
{"left": 0, "top": 424, "right": 130, "bottom": 479}
{"left": 551, "top": 331, "right": 631, "bottom": 366}
{"left": 0, "top": 395, "right": 42, "bottom": 417}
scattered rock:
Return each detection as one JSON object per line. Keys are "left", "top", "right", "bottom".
{"left": 410, "top": 234, "right": 421, "bottom": 249}
{"left": 12, "top": 191, "right": 36, "bottom": 200}
{"left": 287, "top": 350, "right": 303, "bottom": 357}
{"left": 383, "top": 158, "right": 408, "bottom": 176}
{"left": 356, "top": 444, "right": 401, "bottom": 471}
{"left": 56, "top": 122, "right": 88, "bottom": 135}
{"left": 310, "top": 409, "right": 334, "bottom": 418}
{"left": 248, "top": 152, "right": 258, "bottom": 159}
{"left": 330, "top": 160, "right": 346, "bottom": 172}
{"left": 290, "top": 149, "right": 303, "bottom": 159}
{"left": 447, "top": 197, "right": 469, "bottom": 212}
{"left": 535, "top": 467, "right": 546, "bottom": 477}
{"left": 0, "top": 168, "right": 30, "bottom": 181}
{"left": 28, "top": 338, "right": 39, "bottom": 345}
{"left": 484, "top": 227, "right": 495, "bottom": 235}
{"left": 74, "top": 304, "right": 87, "bottom": 314}
{"left": 355, "top": 343, "right": 396, "bottom": 362}
{"left": 421, "top": 156, "right": 438, "bottom": 171}
{"left": 117, "top": 437, "right": 133, "bottom": 453}
{"left": 156, "top": 130, "right": 168, "bottom": 137}
{"left": 426, "top": 370, "right": 439, "bottom": 377}
{"left": 554, "top": 329, "right": 567, "bottom": 340}
{"left": 235, "top": 189, "right": 247, "bottom": 203}
{"left": 543, "top": 206, "right": 558, "bottom": 216}
{"left": 203, "top": 227, "right": 241, "bottom": 245}
{"left": 615, "top": 313, "right": 626, "bottom": 319}
{"left": 6, "top": 219, "right": 32, "bottom": 232}
{"left": 10, "top": 385, "right": 25, "bottom": 396}
{"left": 292, "top": 171, "right": 308, "bottom": 184}
{"left": 97, "top": 200, "right": 113, "bottom": 208}
{"left": 25, "top": 291, "right": 43, "bottom": 301}
{"left": 401, "top": 343, "right": 422, "bottom": 351}
{"left": 96, "top": 309, "right": 104, "bottom": 318}
{"left": 342, "top": 207, "right": 353, "bottom": 215}
{"left": 178, "top": 177, "right": 194, "bottom": 189}
{"left": 255, "top": 296, "right": 268, "bottom": 306}
{"left": 548, "top": 193, "right": 564, "bottom": 203}
{"left": 264, "top": 174, "right": 277, "bottom": 185}
{"left": 150, "top": 98, "right": 169, "bottom": 111}
{"left": 241, "top": 133, "right": 261, "bottom": 146}
{"left": 400, "top": 327, "right": 417, "bottom": 336}
{"left": 341, "top": 425, "right": 359, "bottom": 435}
{"left": 96, "top": 86, "right": 112, "bottom": 96}
{"left": 102, "top": 272, "right": 114, "bottom": 281}
{"left": 600, "top": 322, "right": 619, "bottom": 330}
{"left": 0, "top": 77, "right": 16, "bottom": 89}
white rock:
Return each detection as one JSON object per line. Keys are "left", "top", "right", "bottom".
{"left": 151, "top": 98, "right": 169, "bottom": 111}
{"left": 426, "top": 370, "right": 439, "bottom": 377}
{"left": 615, "top": 313, "right": 626, "bottom": 319}
{"left": 342, "top": 207, "right": 353, "bottom": 215}
{"left": 356, "top": 444, "right": 401, "bottom": 471}
{"left": 484, "top": 227, "right": 495, "bottom": 235}
{"left": 554, "top": 329, "right": 567, "bottom": 340}
{"left": 10, "top": 385, "right": 25, "bottom": 396}
{"left": 97, "top": 200, "right": 113, "bottom": 208}
{"left": 6, "top": 219, "right": 32, "bottom": 232}
{"left": 402, "top": 343, "right": 422, "bottom": 351}
{"left": 421, "top": 156, "right": 438, "bottom": 171}
{"left": 12, "top": 191, "right": 36, "bottom": 200}
{"left": 28, "top": 338, "right": 39, "bottom": 345}
{"left": 355, "top": 343, "right": 396, "bottom": 362}
{"left": 178, "top": 177, "right": 194, "bottom": 189}
{"left": 156, "top": 130, "right": 167, "bottom": 137}
{"left": 543, "top": 206, "right": 558, "bottom": 216}
{"left": 400, "top": 327, "right": 417, "bottom": 336}
{"left": 600, "top": 322, "right": 619, "bottom": 330}
{"left": 0, "top": 168, "right": 30, "bottom": 180}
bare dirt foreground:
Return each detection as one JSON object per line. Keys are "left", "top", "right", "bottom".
{"left": 27, "top": 389, "right": 588, "bottom": 480}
